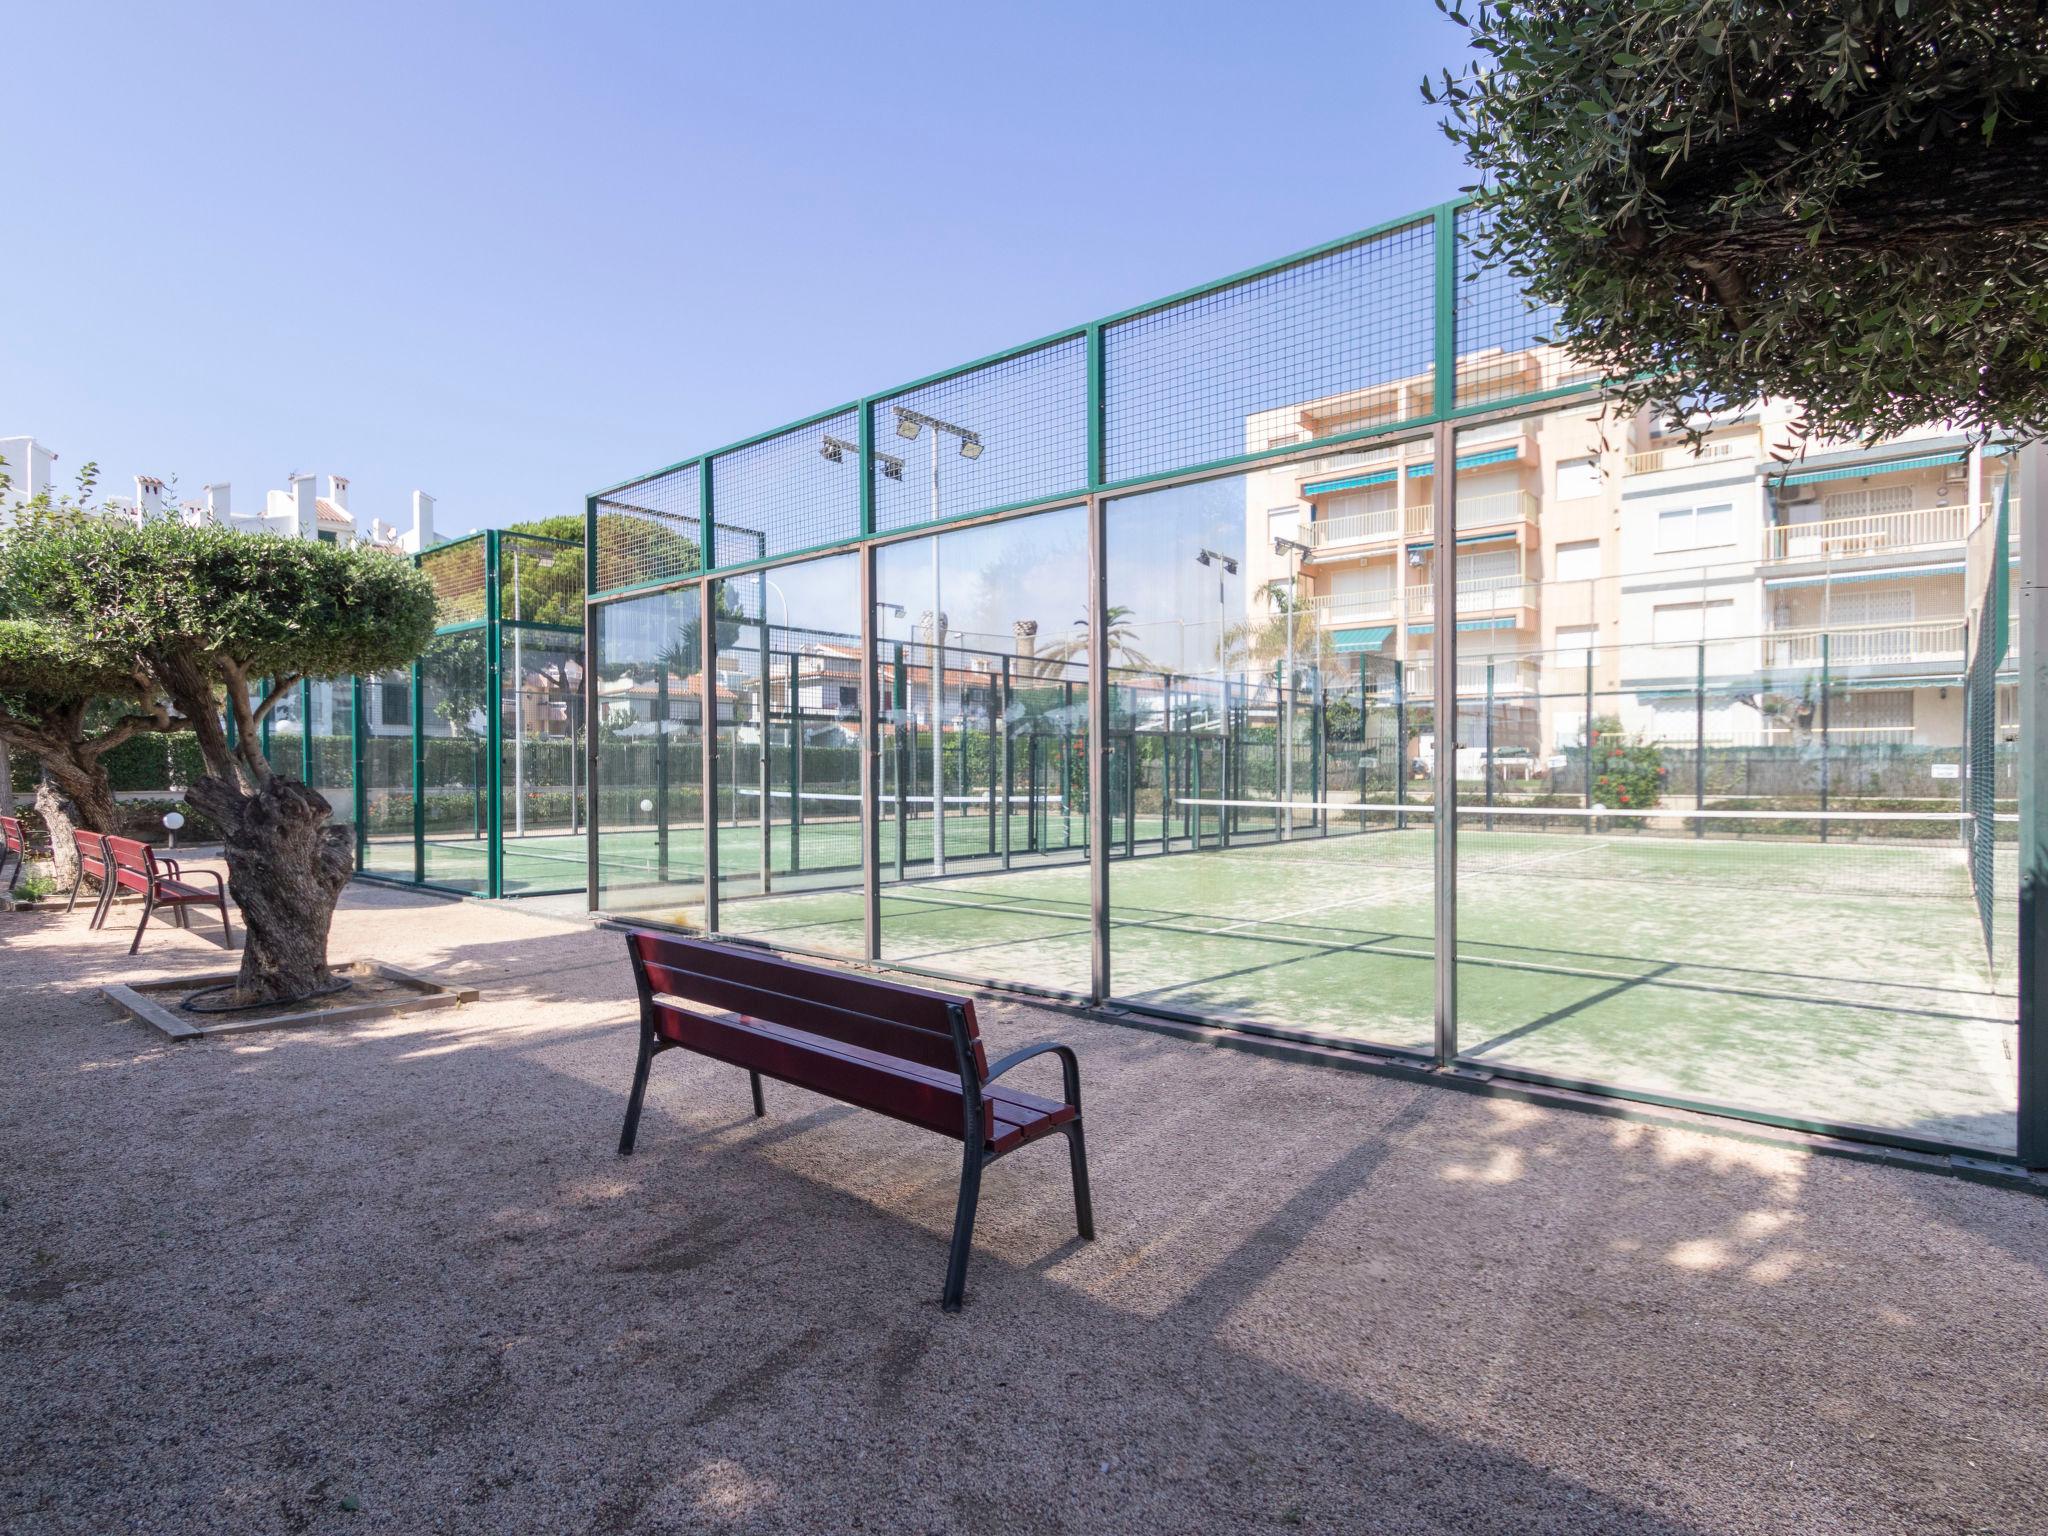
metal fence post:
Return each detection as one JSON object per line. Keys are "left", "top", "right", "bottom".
{"left": 2015, "top": 443, "right": 2046, "bottom": 1167}
{"left": 410, "top": 657, "right": 424, "bottom": 885}
{"left": 1695, "top": 642, "right": 1707, "bottom": 835}
{"left": 1431, "top": 417, "right": 1458, "bottom": 1068}
{"left": 351, "top": 674, "right": 367, "bottom": 873}
{"left": 485, "top": 530, "right": 504, "bottom": 899}
{"left": 584, "top": 496, "right": 601, "bottom": 910}
{"left": 701, "top": 573, "right": 720, "bottom": 933}
{"left": 1088, "top": 493, "right": 1110, "bottom": 1003}
{"left": 859, "top": 544, "right": 880, "bottom": 959}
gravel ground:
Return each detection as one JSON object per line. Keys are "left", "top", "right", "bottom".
{"left": 3, "top": 874, "right": 2045, "bottom": 1535}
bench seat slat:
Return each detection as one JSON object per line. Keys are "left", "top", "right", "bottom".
{"left": 649, "top": 1002, "right": 1074, "bottom": 1154}
{"left": 639, "top": 963, "right": 961, "bottom": 1075}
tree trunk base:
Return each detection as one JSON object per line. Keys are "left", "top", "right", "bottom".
{"left": 187, "top": 775, "right": 353, "bottom": 1006}
{"left": 35, "top": 779, "right": 82, "bottom": 893}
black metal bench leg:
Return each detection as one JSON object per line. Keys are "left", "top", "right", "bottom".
{"left": 618, "top": 1029, "right": 657, "bottom": 1155}
{"left": 218, "top": 900, "right": 232, "bottom": 947}
{"left": 941, "top": 1143, "right": 984, "bottom": 1313}
{"left": 749, "top": 1070, "right": 765, "bottom": 1119}
{"left": 1063, "top": 1120, "right": 1096, "bottom": 1241}
{"left": 64, "top": 871, "right": 85, "bottom": 915}
{"left": 129, "top": 894, "right": 154, "bottom": 956}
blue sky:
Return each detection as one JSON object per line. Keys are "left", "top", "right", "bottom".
{"left": 4, "top": 1, "right": 1469, "bottom": 537}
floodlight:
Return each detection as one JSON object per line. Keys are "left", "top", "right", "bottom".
{"left": 1196, "top": 551, "right": 1212, "bottom": 567}
{"left": 819, "top": 442, "right": 843, "bottom": 464}
{"left": 880, "top": 458, "right": 904, "bottom": 481}
{"left": 896, "top": 414, "right": 922, "bottom": 440}
{"left": 957, "top": 437, "right": 983, "bottom": 460}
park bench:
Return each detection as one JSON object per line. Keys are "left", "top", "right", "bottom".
{"left": 62, "top": 830, "right": 114, "bottom": 927}
{"left": 618, "top": 931, "right": 1094, "bottom": 1311}
{"left": 0, "top": 815, "right": 25, "bottom": 891}
{"left": 104, "top": 835, "right": 231, "bottom": 954}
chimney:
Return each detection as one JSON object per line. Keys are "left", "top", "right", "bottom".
{"left": 408, "top": 490, "right": 435, "bottom": 553}
{"left": 204, "top": 482, "right": 231, "bottom": 522}
{"left": 327, "top": 474, "right": 349, "bottom": 511}
{"left": 290, "top": 472, "right": 318, "bottom": 539}
{"left": 1013, "top": 619, "right": 1038, "bottom": 659}
{"left": 135, "top": 475, "right": 166, "bottom": 519}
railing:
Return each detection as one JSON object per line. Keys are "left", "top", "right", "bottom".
{"left": 1407, "top": 657, "right": 1542, "bottom": 695}
{"left": 1764, "top": 620, "right": 1966, "bottom": 669}
{"left": 1305, "top": 491, "right": 1537, "bottom": 550}
{"left": 1625, "top": 434, "right": 1754, "bottom": 476}
{"left": 1405, "top": 573, "right": 1534, "bottom": 618}
{"left": 1761, "top": 722, "right": 1917, "bottom": 744}
{"left": 1761, "top": 503, "right": 1978, "bottom": 563}
{"left": 1306, "top": 590, "right": 1399, "bottom": 624}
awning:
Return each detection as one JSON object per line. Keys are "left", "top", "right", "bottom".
{"left": 1405, "top": 531, "right": 1517, "bottom": 552}
{"left": 1302, "top": 467, "right": 1398, "bottom": 497}
{"left": 1407, "top": 446, "right": 1521, "bottom": 479}
{"left": 1764, "top": 563, "right": 1964, "bottom": 589}
{"left": 1775, "top": 447, "right": 1967, "bottom": 486}
{"left": 1331, "top": 625, "right": 1394, "bottom": 652}
{"left": 1407, "top": 617, "right": 1518, "bottom": 637}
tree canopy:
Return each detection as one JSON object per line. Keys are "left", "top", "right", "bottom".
{"left": 1428, "top": 0, "right": 2048, "bottom": 441}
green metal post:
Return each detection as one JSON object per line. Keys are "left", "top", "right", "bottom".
{"left": 700, "top": 456, "right": 716, "bottom": 577}
{"left": 410, "top": 659, "right": 424, "bottom": 884}
{"left": 1394, "top": 658, "right": 1407, "bottom": 832}
{"left": 301, "top": 678, "right": 314, "bottom": 785}
{"left": 1086, "top": 322, "right": 1106, "bottom": 490}
{"left": 788, "top": 648, "right": 802, "bottom": 874}
{"left": 1584, "top": 655, "right": 1595, "bottom": 830}
{"left": 893, "top": 643, "right": 907, "bottom": 881}
{"left": 486, "top": 530, "right": 504, "bottom": 897}
{"left": 1695, "top": 642, "right": 1707, "bottom": 836}
{"left": 1484, "top": 660, "right": 1495, "bottom": 832}
{"left": 351, "top": 674, "right": 367, "bottom": 872}
{"left": 1820, "top": 633, "right": 1832, "bottom": 841}
{"left": 1432, "top": 201, "right": 1460, "bottom": 419}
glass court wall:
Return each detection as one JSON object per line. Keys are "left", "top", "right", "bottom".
{"left": 349, "top": 527, "right": 588, "bottom": 900}
{"left": 584, "top": 196, "right": 2042, "bottom": 1166}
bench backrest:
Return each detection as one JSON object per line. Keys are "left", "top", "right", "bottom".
{"left": 72, "top": 829, "right": 109, "bottom": 878}
{"left": 104, "top": 835, "right": 160, "bottom": 895}
{"left": 1, "top": 816, "right": 22, "bottom": 854}
{"left": 627, "top": 931, "right": 988, "bottom": 1085}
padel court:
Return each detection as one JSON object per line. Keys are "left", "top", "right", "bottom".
{"left": 570, "top": 800, "right": 2019, "bottom": 1153}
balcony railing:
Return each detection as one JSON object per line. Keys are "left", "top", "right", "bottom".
{"left": 1761, "top": 503, "right": 1979, "bottom": 563}
{"left": 1764, "top": 620, "right": 1966, "bottom": 669}
{"left": 1306, "top": 590, "right": 1399, "bottom": 624}
{"left": 1304, "top": 491, "right": 1537, "bottom": 551}
{"left": 1404, "top": 573, "right": 1535, "bottom": 619}
{"left": 1406, "top": 657, "right": 1542, "bottom": 695}
{"left": 1625, "top": 434, "right": 1755, "bottom": 476}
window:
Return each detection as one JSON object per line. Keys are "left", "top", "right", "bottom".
{"left": 317, "top": 530, "right": 338, "bottom": 545}
{"left": 1268, "top": 506, "right": 1304, "bottom": 545}
{"left": 1652, "top": 599, "right": 1738, "bottom": 646}
{"left": 1555, "top": 456, "right": 1600, "bottom": 500}
{"left": 838, "top": 685, "right": 858, "bottom": 709}
{"left": 1657, "top": 503, "right": 1737, "bottom": 552}
{"left": 1823, "top": 484, "right": 1917, "bottom": 518}
{"left": 1552, "top": 538, "right": 1601, "bottom": 583}
{"left": 1827, "top": 587, "right": 1913, "bottom": 628}
{"left": 378, "top": 679, "right": 411, "bottom": 728}
{"left": 1554, "top": 624, "right": 1597, "bottom": 671}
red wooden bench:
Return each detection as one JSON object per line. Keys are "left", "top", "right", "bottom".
{"left": 619, "top": 931, "right": 1094, "bottom": 1311}
{"left": 0, "top": 815, "right": 25, "bottom": 892}
{"left": 62, "top": 829, "right": 114, "bottom": 927}
{"left": 104, "top": 835, "right": 231, "bottom": 954}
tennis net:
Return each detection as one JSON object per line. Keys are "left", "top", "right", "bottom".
{"left": 1174, "top": 798, "right": 2010, "bottom": 900}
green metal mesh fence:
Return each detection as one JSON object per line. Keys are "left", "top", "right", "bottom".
{"left": 594, "top": 464, "right": 703, "bottom": 594}
{"left": 710, "top": 409, "right": 861, "bottom": 565}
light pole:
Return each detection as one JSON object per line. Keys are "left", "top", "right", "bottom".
{"left": 1274, "top": 534, "right": 1312, "bottom": 839}
{"left": 1195, "top": 547, "right": 1239, "bottom": 841}
{"left": 894, "top": 407, "right": 984, "bottom": 875}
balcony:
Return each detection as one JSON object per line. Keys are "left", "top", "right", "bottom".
{"left": 1406, "top": 656, "right": 1542, "bottom": 696}
{"left": 1761, "top": 503, "right": 1979, "bottom": 564}
{"left": 1304, "top": 491, "right": 1538, "bottom": 553}
{"left": 1625, "top": 432, "right": 1757, "bottom": 476}
{"left": 1404, "top": 573, "right": 1536, "bottom": 622}
{"left": 1763, "top": 620, "right": 1966, "bottom": 670}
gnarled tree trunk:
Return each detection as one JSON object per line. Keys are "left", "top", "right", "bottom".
{"left": 186, "top": 774, "right": 353, "bottom": 1006}
{"left": 34, "top": 775, "right": 82, "bottom": 893}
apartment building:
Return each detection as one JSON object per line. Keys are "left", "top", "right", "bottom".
{"left": 1242, "top": 360, "right": 2016, "bottom": 762}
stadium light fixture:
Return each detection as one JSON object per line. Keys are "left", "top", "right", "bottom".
{"left": 820, "top": 433, "right": 906, "bottom": 480}
{"left": 958, "top": 435, "right": 983, "bottom": 460}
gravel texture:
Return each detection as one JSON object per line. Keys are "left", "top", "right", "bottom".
{"left": 3, "top": 874, "right": 2045, "bottom": 1535}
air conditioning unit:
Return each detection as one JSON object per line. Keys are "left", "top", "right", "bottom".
{"left": 1942, "top": 461, "right": 1970, "bottom": 485}
{"left": 1780, "top": 486, "right": 1819, "bottom": 505}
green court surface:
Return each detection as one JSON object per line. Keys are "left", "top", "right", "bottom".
{"left": 595, "top": 818, "right": 2019, "bottom": 1154}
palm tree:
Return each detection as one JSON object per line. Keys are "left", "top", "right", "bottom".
{"left": 1044, "top": 605, "right": 1158, "bottom": 673}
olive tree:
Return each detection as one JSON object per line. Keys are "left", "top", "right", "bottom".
{"left": 1427, "top": 1, "right": 2048, "bottom": 440}
{"left": 0, "top": 456, "right": 186, "bottom": 878}
{"left": 14, "top": 516, "right": 437, "bottom": 1002}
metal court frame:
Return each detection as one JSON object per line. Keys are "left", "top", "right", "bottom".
{"left": 577, "top": 194, "right": 2048, "bottom": 1172}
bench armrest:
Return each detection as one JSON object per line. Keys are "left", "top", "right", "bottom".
{"left": 168, "top": 867, "right": 225, "bottom": 894}
{"left": 983, "top": 1041, "right": 1082, "bottom": 1111}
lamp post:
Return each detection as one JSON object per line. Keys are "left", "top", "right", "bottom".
{"left": 894, "top": 407, "right": 985, "bottom": 876}
{"left": 1274, "top": 534, "right": 1312, "bottom": 839}
{"left": 1195, "top": 547, "right": 1239, "bottom": 839}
